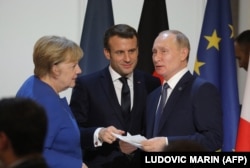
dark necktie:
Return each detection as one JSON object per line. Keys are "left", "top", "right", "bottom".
{"left": 119, "top": 77, "right": 131, "bottom": 120}
{"left": 153, "top": 83, "right": 169, "bottom": 137}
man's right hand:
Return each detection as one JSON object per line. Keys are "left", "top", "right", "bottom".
{"left": 99, "top": 126, "right": 124, "bottom": 144}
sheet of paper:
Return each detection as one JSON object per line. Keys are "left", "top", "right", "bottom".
{"left": 112, "top": 132, "right": 147, "bottom": 148}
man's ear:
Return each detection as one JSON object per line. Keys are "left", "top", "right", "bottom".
{"left": 0, "top": 132, "right": 8, "bottom": 150}
{"left": 104, "top": 48, "right": 111, "bottom": 60}
{"left": 180, "top": 48, "right": 189, "bottom": 61}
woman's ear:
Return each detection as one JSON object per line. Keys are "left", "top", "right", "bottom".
{"left": 51, "top": 64, "right": 60, "bottom": 76}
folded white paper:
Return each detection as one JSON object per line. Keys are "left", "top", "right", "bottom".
{"left": 112, "top": 132, "right": 147, "bottom": 148}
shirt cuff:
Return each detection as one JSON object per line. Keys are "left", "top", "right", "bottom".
{"left": 165, "top": 137, "right": 169, "bottom": 146}
{"left": 94, "top": 127, "right": 103, "bottom": 147}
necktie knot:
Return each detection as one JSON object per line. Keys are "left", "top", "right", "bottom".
{"left": 119, "top": 77, "right": 129, "bottom": 95}
{"left": 161, "top": 83, "right": 169, "bottom": 101}
{"left": 119, "top": 77, "right": 128, "bottom": 85}
{"left": 163, "top": 83, "right": 169, "bottom": 90}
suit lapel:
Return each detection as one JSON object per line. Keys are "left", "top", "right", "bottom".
{"left": 99, "top": 68, "right": 125, "bottom": 126}
{"left": 127, "top": 71, "right": 147, "bottom": 132}
{"left": 131, "top": 71, "right": 144, "bottom": 113}
{"left": 147, "top": 87, "right": 161, "bottom": 137}
{"left": 158, "top": 72, "right": 193, "bottom": 132}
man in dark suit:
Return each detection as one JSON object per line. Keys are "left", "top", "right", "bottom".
{"left": 234, "top": 29, "right": 250, "bottom": 71}
{"left": 141, "top": 30, "right": 223, "bottom": 152}
{"left": 0, "top": 97, "right": 48, "bottom": 168}
{"left": 70, "top": 24, "right": 161, "bottom": 167}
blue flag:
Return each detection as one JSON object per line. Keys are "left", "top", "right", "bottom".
{"left": 79, "top": 0, "right": 114, "bottom": 75}
{"left": 193, "top": 0, "right": 240, "bottom": 151}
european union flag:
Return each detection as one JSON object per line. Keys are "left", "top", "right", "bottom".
{"left": 193, "top": 0, "right": 240, "bottom": 151}
{"left": 79, "top": 0, "right": 114, "bottom": 75}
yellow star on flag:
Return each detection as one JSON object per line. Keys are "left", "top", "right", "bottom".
{"left": 204, "top": 30, "right": 221, "bottom": 50}
{"left": 194, "top": 58, "right": 205, "bottom": 75}
{"left": 229, "top": 24, "right": 234, "bottom": 38}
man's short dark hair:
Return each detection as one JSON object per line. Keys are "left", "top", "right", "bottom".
{"left": 103, "top": 24, "right": 138, "bottom": 50}
{"left": 0, "top": 97, "right": 47, "bottom": 156}
{"left": 235, "top": 30, "right": 250, "bottom": 44}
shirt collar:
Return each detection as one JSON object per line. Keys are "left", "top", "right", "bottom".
{"left": 163, "top": 67, "right": 188, "bottom": 89}
{"left": 108, "top": 65, "right": 133, "bottom": 83}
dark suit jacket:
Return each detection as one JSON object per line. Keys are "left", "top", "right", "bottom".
{"left": 145, "top": 71, "right": 223, "bottom": 151}
{"left": 13, "top": 157, "right": 48, "bottom": 168}
{"left": 70, "top": 66, "right": 161, "bottom": 168}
